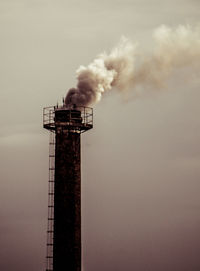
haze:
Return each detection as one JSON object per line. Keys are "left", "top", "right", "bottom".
{"left": 0, "top": 0, "right": 200, "bottom": 270}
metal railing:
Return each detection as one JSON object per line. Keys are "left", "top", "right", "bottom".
{"left": 43, "top": 105, "right": 93, "bottom": 133}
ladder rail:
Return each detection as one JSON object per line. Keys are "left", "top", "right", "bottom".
{"left": 46, "top": 131, "right": 55, "bottom": 271}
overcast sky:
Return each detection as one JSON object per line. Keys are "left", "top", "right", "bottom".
{"left": 0, "top": 0, "right": 200, "bottom": 270}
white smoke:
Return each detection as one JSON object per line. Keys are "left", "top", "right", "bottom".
{"left": 65, "top": 24, "right": 200, "bottom": 106}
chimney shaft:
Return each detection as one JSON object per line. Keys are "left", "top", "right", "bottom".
{"left": 54, "top": 130, "right": 81, "bottom": 270}
{"left": 43, "top": 105, "right": 93, "bottom": 271}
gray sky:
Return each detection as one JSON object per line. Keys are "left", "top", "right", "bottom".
{"left": 0, "top": 0, "right": 200, "bottom": 270}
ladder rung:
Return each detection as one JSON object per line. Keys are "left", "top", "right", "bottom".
{"left": 48, "top": 193, "right": 54, "bottom": 195}
{"left": 48, "top": 205, "right": 54, "bottom": 208}
{"left": 47, "top": 230, "right": 54, "bottom": 233}
{"left": 49, "top": 168, "right": 55, "bottom": 170}
{"left": 46, "top": 256, "right": 53, "bottom": 258}
{"left": 48, "top": 218, "right": 54, "bottom": 220}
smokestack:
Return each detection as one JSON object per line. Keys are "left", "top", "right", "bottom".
{"left": 42, "top": 22, "right": 199, "bottom": 271}
{"left": 43, "top": 104, "right": 93, "bottom": 271}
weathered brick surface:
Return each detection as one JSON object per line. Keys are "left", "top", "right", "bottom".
{"left": 53, "top": 128, "right": 81, "bottom": 271}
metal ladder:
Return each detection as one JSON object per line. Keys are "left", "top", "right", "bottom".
{"left": 46, "top": 131, "right": 55, "bottom": 271}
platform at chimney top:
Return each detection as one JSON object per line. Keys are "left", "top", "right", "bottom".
{"left": 43, "top": 104, "right": 93, "bottom": 133}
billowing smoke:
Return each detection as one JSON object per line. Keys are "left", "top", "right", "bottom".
{"left": 65, "top": 24, "right": 200, "bottom": 106}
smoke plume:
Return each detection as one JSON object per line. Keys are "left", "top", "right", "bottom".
{"left": 65, "top": 24, "right": 200, "bottom": 106}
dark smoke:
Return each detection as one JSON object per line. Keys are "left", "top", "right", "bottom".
{"left": 65, "top": 24, "right": 200, "bottom": 106}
